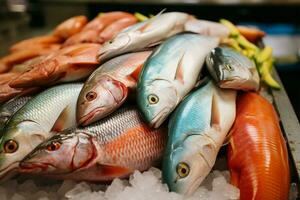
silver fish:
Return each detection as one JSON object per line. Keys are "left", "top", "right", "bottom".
{"left": 206, "top": 46, "right": 260, "bottom": 91}
{"left": 0, "top": 83, "right": 83, "bottom": 179}
{"left": 137, "top": 33, "right": 219, "bottom": 128}
{"left": 0, "top": 96, "right": 32, "bottom": 129}
{"left": 162, "top": 80, "right": 236, "bottom": 195}
{"left": 97, "top": 12, "right": 192, "bottom": 61}
{"left": 20, "top": 107, "right": 167, "bottom": 181}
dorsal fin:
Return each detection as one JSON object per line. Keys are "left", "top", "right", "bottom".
{"left": 137, "top": 9, "right": 166, "bottom": 33}
{"left": 210, "top": 93, "right": 220, "bottom": 128}
{"left": 174, "top": 53, "right": 185, "bottom": 84}
{"left": 51, "top": 105, "right": 72, "bottom": 132}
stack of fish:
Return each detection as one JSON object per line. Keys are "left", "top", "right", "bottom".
{"left": 0, "top": 11, "right": 290, "bottom": 200}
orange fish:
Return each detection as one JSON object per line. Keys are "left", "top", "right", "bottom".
{"left": 227, "top": 92, "right": 290, "bottom": 200}
{"left": 9, "top": 43, "right": 101, "bottom": 88}
{"left": 53, "top": 15, "right": 88, "bottom": 39}
{"left": 20, "top": 107, "right": 167, "bottom": 181}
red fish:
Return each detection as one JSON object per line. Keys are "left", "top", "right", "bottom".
{"left": 9, "top": 43, "right": 101, "bottom": 88}
{"left": 227, "top": 92, "right": 290, "bottom": 200}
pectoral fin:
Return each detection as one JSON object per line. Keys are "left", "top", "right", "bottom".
{"left": 210, "top": 93, "right": 220, "bottom": 128}
{"left": 97, "top": 164, "right": 132, "bottom": 177}
{"left": 128, "top": 63, "right": 143, "bottom": 82}
{"left": 51, "top": 105, "right": 73, "bottom": 132}
{"left": 174, "top": 53, "right": 185, "bottom": 84}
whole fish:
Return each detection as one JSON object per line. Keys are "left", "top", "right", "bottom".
{"left": 97, "top": 12, "right": 192, "bottom": 61}
{"left": 227, "top": 92, "right": 290, "bottom": 200}
{"left": 0, "top": 83, "right": 83, "bottom": 180}
{"left": 137, "top": 34, "right": 219, "bottom": 128}
{"left": 184, "top": 19, "right": 230, "bottom": 37}
{"left": 77, "top": 51, "right": 152, "bottom": 126}
{"left": 0, "top": 95, "right": 32, "bottom": 129}
{"left": 20, "top": 107, "right": 167, "bottom": 181}
{"left": 162, "top": 80, "right": 236, "bottom": 196}
{"left": 206, "top": 46, "right": 260, "bottom": 91}
{"left": 53, "top": 15, "right": 88, "bottom": 39}
{"left": 9, "top": 43, "right": 100, "bottom": 88}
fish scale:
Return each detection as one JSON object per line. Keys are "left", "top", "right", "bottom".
{"left": 6, "top": 84, "right": 82, "bottom": 131}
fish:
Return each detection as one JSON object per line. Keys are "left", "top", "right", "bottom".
{"left": 137, "top": 33, "right": 219, "bottom": 128}
{"left": 53, "top": 15, "right": 88, "bottom": 39}
{"left": 9, "top": 43, "right": 100, "bottom": 88}
{"left": 227, "top": 92, "right": 290, "bottom": 200}
{"left": 162, "top": 79, "right": 236, "bottom": 196}
{"left": 77, "top": 51, "right": 152, "bottom": 126}
{"left": 206, "top": 46, "right": 260, "bottom": 91}
{"left": 0, "top": 44, "right": 61, "bottom": 74}
{"left": 97, "top": 12, "right": 192, "bottom": 62}
{"left": 184, "top": 19, "right": 230, "bottom": 37}
{"left": 20, "top": 107, "right": 167, "bottom": 181}
{"left": 63, "top": 12, "right": 135, "bottom": 46}
{"left": 9, "top": 35, "right": 63, "bottom": 53}
{"left": 0, "top": 95, "right": 32, "bottom": 130}
{"left": 0, "top": 83, "right": 83, "bottom": 180}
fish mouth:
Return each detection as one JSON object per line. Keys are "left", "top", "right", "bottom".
{"left": 78, "top": 106, "right": 108, "bottom": 126}
{"left": 0, "top": 162, "right": 19, "bottom": 181}
{"left": 149, "top": 107, "right": 170, "bottom": 128}
{"left": 19, "top": 162, "right": 56, "bottom": 173}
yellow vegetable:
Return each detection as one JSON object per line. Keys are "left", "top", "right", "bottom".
{"left": 257, "top": 46, "right": 272, "bottom": 63}
{"left": 260, "top": 59, "right": 280, "bottom": 89}
{"left": 220, "top": 19, "right": 239, "bottom": 36}
{"left": 134, "top": 12, "right": 149, "bottom": 22}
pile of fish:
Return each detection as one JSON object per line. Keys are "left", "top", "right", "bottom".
{"left": 0, "top": 11, "right": 291, "bottom": 200}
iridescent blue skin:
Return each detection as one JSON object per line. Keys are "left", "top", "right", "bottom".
{"left": 137, "top": 34, "right": 205, "bottom": 128}
{"left": 162, "top": 79, "right": 215, "bottom": 195}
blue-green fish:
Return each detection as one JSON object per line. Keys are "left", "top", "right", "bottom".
{"left": 206, "top": 46, "right": 260, "bottom": 91}
{"left": 137, "top": 33, "right": 219, "bottom": 128}
{"left": 0, "top": 83, "right": 83, "bottom": 180}
{"left": 162, "top": 79, "right": 236, "bottom": 195}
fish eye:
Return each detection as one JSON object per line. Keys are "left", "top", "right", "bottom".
{"left": 176, "top": 162, "right": 190, "bottom": 178}
{"left": 86, "top": 91, "right": 97, "bottom": 101}
{"left": 148, "top": 94, "right": 159, "bottom": 105}
{"left": 47, "top": 141, "right": 61, "bottom": 151}
{"left": 4, "top": 140, "right": 18, "bottom": 153}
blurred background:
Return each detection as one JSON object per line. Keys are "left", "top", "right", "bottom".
{"left": 0, "top": 0, "right": 299, "bottom": 120}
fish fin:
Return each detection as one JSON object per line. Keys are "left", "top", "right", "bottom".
{"left": 51, "top": 105, "right": 72, "bottom": 132}
{"left": 97, "top": 164, "right": 132, "bottom": 177}
{"left": 128, "top": 63, "right": 143, "bottom": 82}
{"left": 136, "top": 9, "right": 166, "bottom": 33}
{"left": 174, "top": 53, "right": 185, "bottom": 84}
{"left": 222, "top": 130, "right": 233, "bottom": 146}
{"left": 210, "top": 93, "right": 221, "bottom": 128}
{"left": 230, "top": 168, "right": 240, "bottom": 187}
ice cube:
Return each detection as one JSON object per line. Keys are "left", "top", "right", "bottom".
{"left": 11, "top": 193, "right": 26, "bottom": 200}
{"left": 65, "top": 182, "right": 91, "bottom": 199}
{"left": 105, "top": 178, "right": 125, "bottom": 199}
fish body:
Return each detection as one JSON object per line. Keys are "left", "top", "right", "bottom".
{"left": 0, "top": 83, "right": 83, "bottom": 179}
{"left": 0, "top": 95, "right": 32, "bottom": 129}
{"left": 97, "top": 12, "right": 192, "bottom": 61}
{"left": 227, "top": 92, "right": 290, "bottom": 200}
{"left": 53, "top": 15, "right": 88, "bottom": 39}
{"left": 9, "top": 43, "right": 100, "bottom": 88}
{"left": 77, "top": 51, "right": 152, "bottom": 126}
{"left": 20, "top": 107, "right": 167, "bottom": 181}
{"left": 162, "top": 80, "right": 236, "bottom": 196}
{"left": 137, "top": 34, "right": 219, "bottom": 128}
{"left": 206, "top": 46, "right": 260, "bottom": 91}
{"left": 185, "top": 19, "right": 230, "bottom": 37}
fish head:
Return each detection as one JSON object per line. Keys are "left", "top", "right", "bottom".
{"left": 77, "top": 75, "right": 128, "bottom": 126}
{"left": 206, "top": 47, "right": 252, "bottom": 84}
{"left": 163, "top": 134, "right": 215, "bottom": 196}
{"left": 137, "top": 79, "right": 178, "bottom": 128}
{"left": 98, "top": 32, "right": 136, "bottom": 61}
{"left": 20, "top": 131, "right": 96, "bottom": 174}
{"left": 0, "top": 121, "right": 50, "bottom": 179}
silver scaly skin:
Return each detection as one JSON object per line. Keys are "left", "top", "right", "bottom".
{"left": 20, "top": 107, "right": 167, "bottom": 181}
{"left": 0, "top": 96, "right": 32, "bottom": 130}
{"left": 0, "top": 83, "right": 83, "bottom": 180}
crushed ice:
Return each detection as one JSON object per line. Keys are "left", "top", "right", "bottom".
{"left": 0, "top": 168, "right": 240, "bottom": 200}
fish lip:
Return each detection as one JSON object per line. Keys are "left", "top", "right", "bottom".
{"left": 0, "top": 161, "right": 19, "bottom": 180}
{"left": 78, "top": 106, "right": 107, "bottom": 126}
{"left": 149, "top": 107, "right": 170, "bottom": 128}
{"left": 19, "top": 162, "right": 55, "bottom": 173}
